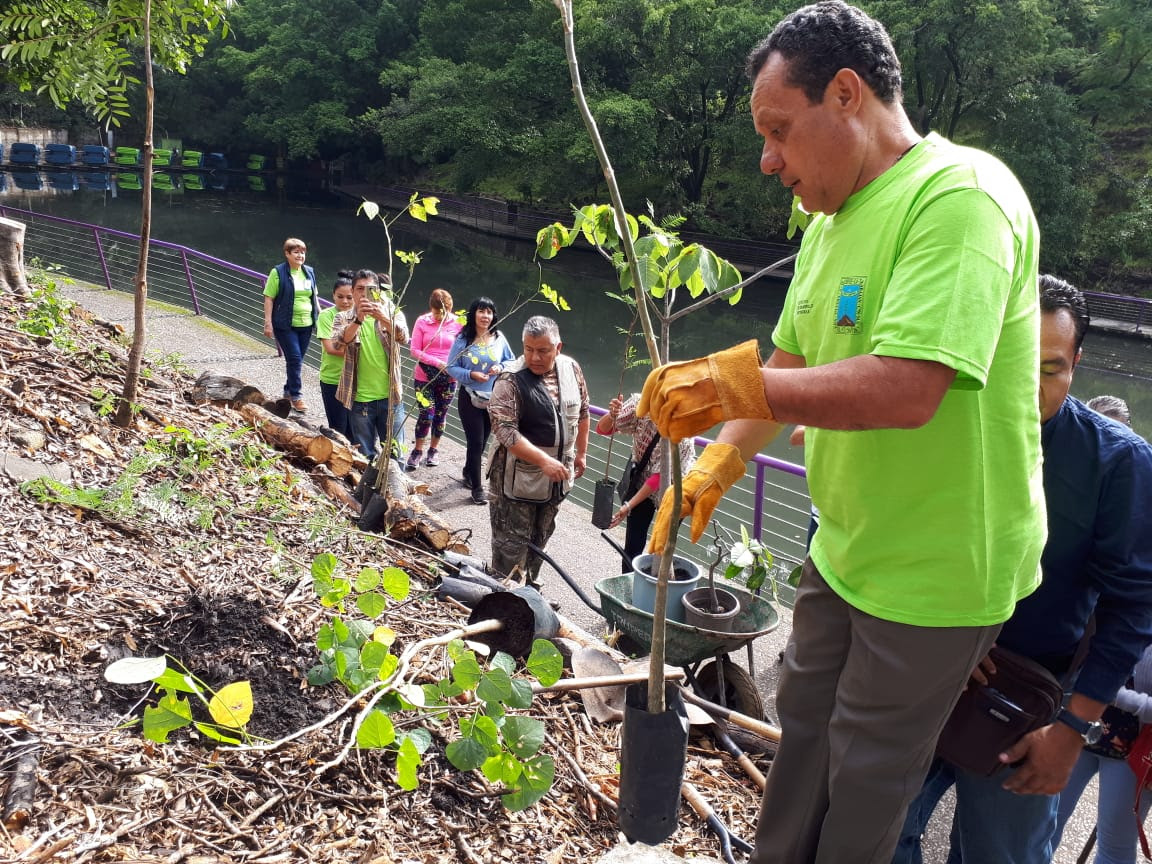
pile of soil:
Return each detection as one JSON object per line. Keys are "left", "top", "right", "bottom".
{"left": 0, "top": 275, "right": 766, "bottom": 862}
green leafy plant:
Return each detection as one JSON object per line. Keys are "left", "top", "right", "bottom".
{"left": 90, "top": 387, "right": 117, "bottom": 417}
{"left": 104, "top": 655, "right": 259, "bottom": 746}
{"left": 307, "top": 552, "right": 411, "bottom": 692}
{"left": 302, "top": 552, "right": 564, "bottom": 808}
{"left": 18, "top": 284, "right": 77, "bottom": 350}
{"left": 433, "top": 639, "right": 562, "bottom": 810}
{"left": 724, "top": 525, "right": 775, "bottom": 594}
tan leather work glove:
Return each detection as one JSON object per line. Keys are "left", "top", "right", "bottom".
{"left": 637, "top": 340, "right": 774, "bottom": 441}
{"left": 647, "top": 442, "right": 746, "bottom": 553}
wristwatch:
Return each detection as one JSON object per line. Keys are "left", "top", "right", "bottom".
{"left": 1055, "top": 708, "right": 1104, "bottom": 745}
{"left": 354, "top": 316, "right": 364, "bottom": 325}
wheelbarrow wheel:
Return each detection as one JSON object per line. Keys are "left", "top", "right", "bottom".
{"left": 695, "top": 657, "right": 764, "bottom": 722}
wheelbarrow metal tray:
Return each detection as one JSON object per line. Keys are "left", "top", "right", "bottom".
{"left": 595, "top": 574, "right": 779, "bottom": 667}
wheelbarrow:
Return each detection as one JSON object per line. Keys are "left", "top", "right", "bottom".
{"left": 527, "top": 536, "right": 779, "bottom": 720}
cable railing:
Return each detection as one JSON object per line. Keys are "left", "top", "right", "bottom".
{"left": 6, "top": 203, "right": 814, "bottom": 597}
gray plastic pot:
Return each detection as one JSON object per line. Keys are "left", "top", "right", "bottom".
{"left": 681, "top": 586, "right": 741, "bottom": 633}
{"left": 630, "top": 554, "right": 701, "bottom": 624}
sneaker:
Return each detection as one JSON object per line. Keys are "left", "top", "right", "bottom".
{"left": 470, "top": 487, "right": 488, "bottom": 505}
{"left": 424, "top": 448, "right": 439, "bottom": 467}
{"left": 405, "top": 450, "right": 423, "bottom": 472}
{"left": 290, "top": 398, "right": 307, "bottom": 412}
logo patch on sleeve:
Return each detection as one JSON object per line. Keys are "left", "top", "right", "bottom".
{"left": 834, "top": 278, "right": 866, "bottom": 334}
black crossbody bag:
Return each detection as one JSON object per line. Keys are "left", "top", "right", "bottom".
{"left": 617, "top": 435, "right": 660, "bottom": 505}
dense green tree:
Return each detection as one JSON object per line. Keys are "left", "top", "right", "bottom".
{"left": 159, "top": 0, "right": 418, "bottom": 160}
{"left": 5, "top": 0, "right": 1151, "bottom": 289}
{"left": 1, "top": 0, "right": 231, "bottom": 425}
{"left": 1072, "top": 0, "right": 1152, "bottom": 126}
{"left": 874, "top": 0, "right": 1074, "bottom": 137}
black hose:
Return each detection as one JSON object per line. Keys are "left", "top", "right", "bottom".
{"left": 526, "top": 542, "right": 603, "bottom": 616}
{"left": 599, "top": 530, "right": 632, "bottom": 566}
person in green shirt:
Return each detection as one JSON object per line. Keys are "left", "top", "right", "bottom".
{"left": 316, "top": 271, "right": 355, "bottom": 439}
{"left": 331, "top": 270, "right": 409, "bottom": 459}
{"left": 262, "top": 237, "right": 319, "bottom": 413}
{"left": 638, "top": 3, "right": 1044, "bottom": 861}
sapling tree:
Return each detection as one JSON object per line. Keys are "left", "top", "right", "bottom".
{"left": 355, "top": 194, "right": 571, "bottom": 512}
{"left": 546, "top": 0, "right": 799, "bottom": 714}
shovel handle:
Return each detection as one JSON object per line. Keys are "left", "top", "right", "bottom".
{"left": 682, "top": 782, "right": 747, "bottom": 864}
{"left": 679, "top": 686, "right": 782, "bottom": 742}
{"left": 532, "top": 669, "right": 686, "bottom": 693}
{"left": 712, "top": 724, "right": 767, "bottom": 790}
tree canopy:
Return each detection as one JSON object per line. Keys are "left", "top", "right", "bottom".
{"left": 4, "top": 0, "right": 1151, "bottom": 290}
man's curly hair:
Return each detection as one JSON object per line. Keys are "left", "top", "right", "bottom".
{"left": 747, "top": 1, "right": 903, "bottom": 105}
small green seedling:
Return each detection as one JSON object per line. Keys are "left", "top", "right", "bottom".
{"left": 104, "top": 655, "right": 258, "bottom": 745}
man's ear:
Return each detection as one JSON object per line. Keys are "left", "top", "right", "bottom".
{"left": 1072, "top": 347, "right": 1082, "bottom": 369}
{"left": 556, "top": 341, "right": 563, "bottom": 355}
{"left": 827, "top": 67, "right": 863, "bottom": 113}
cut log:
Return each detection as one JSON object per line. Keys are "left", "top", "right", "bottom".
{"left": 310, "top": 466, "right": 361, "bottom": 515}
{"left": 0, "top": 217, "right": 29, "bottom": 295}
{"left": 238, "top": 402, "right": 334, "bottom": 465}
{"left": 188, "top": 371, "right": 268, "bottom": 408}
{"left": 356, "top": 457, "right": 465, "bottom": 551}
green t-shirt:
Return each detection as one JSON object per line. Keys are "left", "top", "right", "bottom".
{"left": 263, "top": 267, "right": 313, "bottom": 328}
{"left": 772, "top": 133, "right": 1045, "bottom": 627}
{"left": 356, "top": 319, "right": 391, "bottom": 402}
{"left": 316, "top": 306, "right": 344, "bottom": 385}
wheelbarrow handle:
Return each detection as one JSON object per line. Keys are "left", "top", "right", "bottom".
{"left": 526, "top": 542, "right": 602, "bottom": 616}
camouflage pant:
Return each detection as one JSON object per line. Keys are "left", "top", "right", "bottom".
{"left": 489, "top": 493, "right": 560, "bottom": 584}
{"left": 488, "top": 454, "right": 562, "bottom": 584}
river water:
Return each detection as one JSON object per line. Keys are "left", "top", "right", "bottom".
{"left": 3, "top": 170, "right": 1150, "bottom": 441}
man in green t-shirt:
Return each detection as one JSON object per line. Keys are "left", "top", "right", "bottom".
{"left": 637, "top": 3, "right": 1044, "bottom": 862}
{"left": 331, "top": 269, "right": 409, "bottom": 459}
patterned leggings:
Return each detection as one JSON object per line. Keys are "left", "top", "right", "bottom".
{"left": 412, "top": 373, "right": 457, "bottom": 441}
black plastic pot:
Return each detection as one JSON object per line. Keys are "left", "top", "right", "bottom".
{"left": 618, "top": 681, "right": 689, "bottom": 845}
{"left": 591, "top": 478, "right": 616, "bottom": 529}
{"left": 466, "top": 586, "right": 559, "bottom": 658}
{"left": 358, "top": 491, "right": 388, "bottom": 532}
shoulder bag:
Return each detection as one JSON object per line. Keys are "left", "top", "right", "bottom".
{"left": 935, "top": 645, "right": 1066, "bottom": 776}
{"left": 618, "top": 434, "right": 660, "bottom": 505}
{"left": 1127, "top": 725, "right": 1152, "bottom": 859}
{"left": 464, "top": 386, "right": 491, "bottom": 410}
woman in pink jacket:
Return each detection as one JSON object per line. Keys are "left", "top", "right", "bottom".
{"left": 407, "top": 289, "right": 463, "bottom": 470}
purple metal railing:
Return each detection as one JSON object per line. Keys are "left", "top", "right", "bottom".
{"left": 587, "top": 404, "right": 808, "bottom": 558}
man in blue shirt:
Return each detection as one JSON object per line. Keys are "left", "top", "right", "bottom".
{"left": 895, "top": 275, "right": 1152, "bottom": 863}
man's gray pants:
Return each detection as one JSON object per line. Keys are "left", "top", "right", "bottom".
{"left": 750, "top": 559, "right": 1001, "bottom": 864}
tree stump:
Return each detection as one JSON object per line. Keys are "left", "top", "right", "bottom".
{"left": 0, "top": 218, "right": 30, "bottom": 295}
{"left": 188, "top": 370, "right": 267, "bottom": 408}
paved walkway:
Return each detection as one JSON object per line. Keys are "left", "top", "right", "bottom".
{"left": 55, "top": 281, "right": 1099, "bottom": 864}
